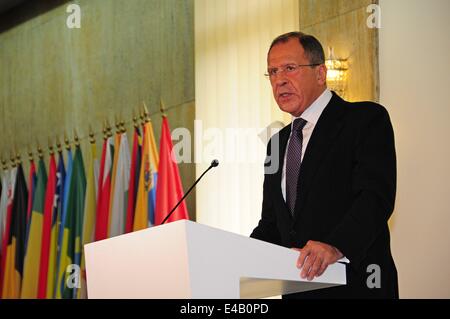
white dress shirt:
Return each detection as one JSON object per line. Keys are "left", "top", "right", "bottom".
{"left": 281, "top": 88, "right": 332, "bottom": 201}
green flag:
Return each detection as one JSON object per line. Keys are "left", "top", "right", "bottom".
{"left": 56, "top": 146, "right": 86, "bottom": 299}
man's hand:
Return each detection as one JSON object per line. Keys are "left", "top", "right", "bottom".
{"left": 293, "top": 240, "right": 344, "bottom": 281}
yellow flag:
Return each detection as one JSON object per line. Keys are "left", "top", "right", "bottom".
{"left": 133, "top": 122, "right": 159, "bottom": 230}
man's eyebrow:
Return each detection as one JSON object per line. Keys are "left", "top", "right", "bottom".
{"left": 268, "top": 63, "right": 295, "bottom": 68}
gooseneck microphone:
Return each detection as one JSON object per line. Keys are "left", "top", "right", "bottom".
{"left": 161, "top": 159, "right": 219, "bottom": 225}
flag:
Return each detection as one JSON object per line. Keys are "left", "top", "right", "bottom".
{"left": 107, "top": 133, "right": 120, "bottom": 235}
{"left": 37, "top": 154, "right": 57, "bottom": 298}
{"left": 94, "top": 139, "right": 107, "bottom": 240}
{"left": 0, "top": 169, "right": 10, "bottom": 261}
{"left": 155, "top": 117, "right": 190, "bottom": 225}
{"left": 109, "top": 133, "right": 130, "bottom": 237}
{"left": 47, "top": 153, "right": 65, "bottom": 298}
{"left": 77, "top": 142, "right": 98, "bottom": 299}
{"left": 133, "top": 121, "right": 159, "bottom": 231}
{"left": 55, "top": 146, "right": 86, "bottom": 299}
{"left": 54, "top": 148, "right": 72, "bottom": 298}
{"left": 2, "top": 164, "right": 28, "bottom": 298}
{"left": 23, "top": 161, "right": 37, "bottom": 257}
{"left": 95, "top": 137, "right": 113, "bottom": 241}
{"left": 26, "top": 161, "right": 37, "bottom": 225}
{"left": 125, "top": 127, "right": 142, "bottom": 233}
{"left": 0, "top": 171, "right": 4, "bottom": 283}
{"left": 21, "top": 158, "right": 47, "bottom": 298}
{"left": 0, "top": 166, "right": 17, "bottom": 297}
{"left": 81, "top": 141, "right": 98, "bottom": 249}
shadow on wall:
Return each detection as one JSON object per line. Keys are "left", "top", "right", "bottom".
{"left": 0, "top": 0, "right": 69, "bottom": 34}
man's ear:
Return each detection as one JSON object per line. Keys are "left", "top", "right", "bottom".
{"left": 317, "top": 64, "right": 327, "bottom": 85}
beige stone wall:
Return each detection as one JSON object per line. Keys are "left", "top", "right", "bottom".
{"left": 0, "top": 0, "right": 196, "bottom": 217}
{"left": 380, "top": 0, "right": 450, "bottom": 298}
{"left": 299, "top": 0, "right": 379, "bottom": 102}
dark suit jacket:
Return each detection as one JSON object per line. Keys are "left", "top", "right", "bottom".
{"left": 251, "top": 92, "right": 398, "bottom": 298}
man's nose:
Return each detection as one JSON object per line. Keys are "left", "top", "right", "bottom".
{"left": 273, "top": 75, "right": 288, "bottom": 87}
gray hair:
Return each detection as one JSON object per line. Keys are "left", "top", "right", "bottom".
{"left": 268, "top": 32, "right": 325, "bottom": 65}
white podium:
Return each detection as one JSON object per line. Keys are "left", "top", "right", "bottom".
{"left": 84, "top": 220, "right": 346, "bottom": 299}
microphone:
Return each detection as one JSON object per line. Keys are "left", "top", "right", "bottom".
{"left": 161, "top": 159, "right": 219, "bottom": 225}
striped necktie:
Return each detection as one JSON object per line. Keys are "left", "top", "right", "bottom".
{"left": 286, "top": 118, "right": 307, "bottom": 216}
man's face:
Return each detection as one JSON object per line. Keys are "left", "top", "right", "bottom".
{"left": 267, "top": 38, "right": 326, "bottom": 117}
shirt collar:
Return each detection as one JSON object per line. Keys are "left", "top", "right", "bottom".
{"left": 291, "top": 88, "right": 332, "bottom": 128}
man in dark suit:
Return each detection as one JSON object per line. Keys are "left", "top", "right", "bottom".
{"left": 251, "top": 32, "right": 398, "bottom": 298}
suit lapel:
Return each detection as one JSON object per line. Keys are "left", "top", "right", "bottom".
{"left": 293, "top": 93, "right": 347, "bottom": 220}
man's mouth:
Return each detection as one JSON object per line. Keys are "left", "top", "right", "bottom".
{"left": 278, "top": 92, "right": 293, "bottom": 99}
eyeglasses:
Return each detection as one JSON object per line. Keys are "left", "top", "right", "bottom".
{"left": 264, "top": 63, "right": 322, "bottom": 79}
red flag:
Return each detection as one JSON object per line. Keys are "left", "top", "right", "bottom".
{"left": 94, "top": 139, "right": 107, "bottom": 241}
{"left": 155, "top": 117, "right": 189, "bottom": 225}
{"left": 37, "top": 154, "right": 56, "bottom": 298}
{"left": 125, "top": 128, "right": 141, "bottom": 233}
{"left": 95, "top": 137, "right": 112, "bottom": 241}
